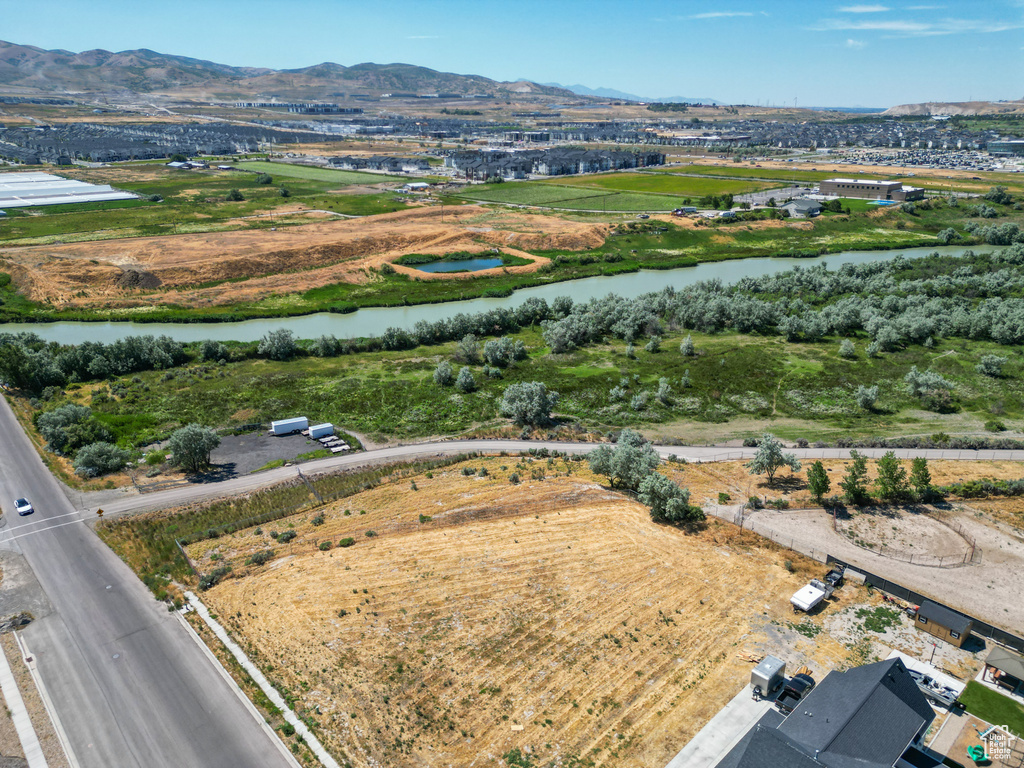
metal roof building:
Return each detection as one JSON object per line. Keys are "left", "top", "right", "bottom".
{"left": 0, "top": 171, "right": 136, "bottom": 208}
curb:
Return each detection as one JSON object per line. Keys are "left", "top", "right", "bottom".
{"left": 183, "top": 592, "right": 340, "bottom": 768}
{"left": 0, "top": 631, "right": 47, "bottom": 768}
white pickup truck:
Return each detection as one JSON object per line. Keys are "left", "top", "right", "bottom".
{"left": 791, "top": 579, "right": 835, "bottom": 612}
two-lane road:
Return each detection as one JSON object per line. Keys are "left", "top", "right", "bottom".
{"left": 0, "top": 396, "right": 293, "bottom": 768}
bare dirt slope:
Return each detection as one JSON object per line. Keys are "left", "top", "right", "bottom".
{"left": 0, "top": 206, "right": 606, "bottom": 310}
{"left": 191, "top": 458, "right": 814, "bottom": 768}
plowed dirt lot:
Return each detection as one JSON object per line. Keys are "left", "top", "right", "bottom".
{"left": 191, "top": 458, "right": 816, "bottom": 768}
{"left": 0, "top": 206, "right": 606, "bottom": 309}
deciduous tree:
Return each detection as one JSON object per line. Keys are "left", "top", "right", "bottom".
{"left": 745, "top": 433, "right": 801, "bottom": 486}
{"left": 168, "top": 424, "right": 221, "bottom": 474}
{"left": 806, "top": 460, "right": 830, "bottom": 502}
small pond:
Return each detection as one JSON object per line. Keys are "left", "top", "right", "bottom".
{"left": 413, "top": 258, "right": 504, "bottom": 273}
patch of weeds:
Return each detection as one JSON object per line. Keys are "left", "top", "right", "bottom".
{"left": 856, "top": 606, "right": 902, "bottom": 634}
{"left": 787, "top": 620, "right": 821, "bottom": 638}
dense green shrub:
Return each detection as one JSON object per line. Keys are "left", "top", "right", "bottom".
{"left": 73, "top": 442, "right": 131, "bottom": 477}
{"left": 246, "top": 550, "right": 275, "bottom": 566}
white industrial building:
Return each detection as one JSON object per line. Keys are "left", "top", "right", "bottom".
{"left": 0, "top": 171, "right": 137, "bottom": 208}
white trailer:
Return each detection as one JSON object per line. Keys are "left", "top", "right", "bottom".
{"left": 791, "top": 583, "right": 827, "bottom": 612}
{"left": 309, "top": 423, "right": 334, "bottom": 439}
{"left": 270, "top": 417, "right": 308, "bottom": 436}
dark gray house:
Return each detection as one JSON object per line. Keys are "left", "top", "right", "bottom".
{"left": 717, "top": 658, "right": 939, "bottom": 768}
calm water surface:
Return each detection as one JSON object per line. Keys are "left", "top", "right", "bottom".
{"left": 0, "top": 245, "right": 993, "bottom": 343}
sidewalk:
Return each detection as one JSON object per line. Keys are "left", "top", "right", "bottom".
{"left": 664, "top": 685, "right": 775, "bottom": 768}
{"left": 0, "top": 633, "right": 47, "bottom": 768}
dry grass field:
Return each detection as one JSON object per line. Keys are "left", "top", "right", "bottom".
{"left": 191, "top": 457, "right": 816, "bottom": 768}
{"left": 0, "top": 206, "right": 604, "bottom": 310}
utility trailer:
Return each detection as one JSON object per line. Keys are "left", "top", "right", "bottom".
{"left": 750, "top": 656, "right": 786, "bottom": 700}
{"left": 270, "top": 417, "right": 308, "bottom": 436}
{"left": 309, "top": 423, "right": 334, "bottom": 439}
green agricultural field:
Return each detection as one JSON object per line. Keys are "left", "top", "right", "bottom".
{"left": 649, "top": 163, "right": 1024, "bottom": 197}
{"left": 236, "top": 160, "right": 402, "bottom": 185}
{"left": 460, "top": 182, "right": 609, "bottom": 206}
{"left": 541, "top": 172, "right": 775, "bottom": 196}
{"left": 648, "top": 165, "right": 846, "bottom": 184}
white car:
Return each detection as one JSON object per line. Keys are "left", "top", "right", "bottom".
{"left": 14, "top": 498, "right": 33, "bottom": 516}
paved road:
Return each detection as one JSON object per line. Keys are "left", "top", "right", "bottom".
{"left": 0, "top": 397, "right": 292, "bottom": 768}
{"left": 94, "top": 438, "right": 1024, "bottom": 518}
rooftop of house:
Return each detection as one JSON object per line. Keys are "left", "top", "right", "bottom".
{"left": 716, "top": 658, "right": 935, "bottom": 768}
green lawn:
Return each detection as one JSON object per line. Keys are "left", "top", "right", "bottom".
{"left": 958, "top": 681, "right": 1024, "bottom": 738}
{"left": 237, "top": 160, "right": 402, "bottom": 185}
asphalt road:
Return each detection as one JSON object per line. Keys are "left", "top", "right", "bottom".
{"left": 0, "top": 397, "right": 292, "bottom": 768}
{"left": 94, "top": 438, "right": 1024, "bottom": 518}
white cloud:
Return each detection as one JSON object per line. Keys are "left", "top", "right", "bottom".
{"left": 839, "top": 4, "right": 890, "bottom": 12}
{"left": 811, "top": 17, "right": 1022, "bottom": 36}
{"left": 687, "top": 11, "right": 754, "bottom": 19}
{"left": 846, "top": 38, "right": 867, "bottom": 48}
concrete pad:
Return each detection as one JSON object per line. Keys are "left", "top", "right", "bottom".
{"left": 664, "top": 685, "right": 775, "bottom": 768}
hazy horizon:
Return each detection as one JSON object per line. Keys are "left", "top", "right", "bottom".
{"left": 1, "top": 0, "right": 1022, "bottom": 108}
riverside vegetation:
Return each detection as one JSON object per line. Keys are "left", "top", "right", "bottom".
{"left": 6, "top": 245, "right": 1024, "bottom": 471}
{"left": 1, "top": 178, "right": 1022, "bottom": 322}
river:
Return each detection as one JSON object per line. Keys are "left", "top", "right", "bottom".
{"left": 0, "top": 245, "right": 991, "bottom": 343}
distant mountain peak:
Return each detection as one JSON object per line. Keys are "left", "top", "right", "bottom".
{"left": 0, "top": 39, "right": 578, "bottom": 101}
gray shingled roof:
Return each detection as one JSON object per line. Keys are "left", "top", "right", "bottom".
{"left": 717, "top": 658, "right": 934, "bottom": 768}
{"left": 917, "top": 600, "right": 973, "bottom": 635}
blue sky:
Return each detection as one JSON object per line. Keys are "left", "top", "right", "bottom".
{"left": 1, "top": 0, "right": 1021, "bottom": 107}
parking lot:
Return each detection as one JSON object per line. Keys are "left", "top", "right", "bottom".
{"left": 208, "top": 431, "right": 324, "bottom": 476}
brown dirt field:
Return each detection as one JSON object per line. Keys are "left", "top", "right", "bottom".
{"left": 191, "top": 458, "right": 815, "bottom": 768}
{"left": 0, "top": 206, "right": 607, "bottom": 309}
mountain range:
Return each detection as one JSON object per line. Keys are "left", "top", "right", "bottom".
{"left": 0, "top": 40, "right": 576, "bottom": 101}
{"left": 544, "top": 82, "right": 720, "bottom": 104}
